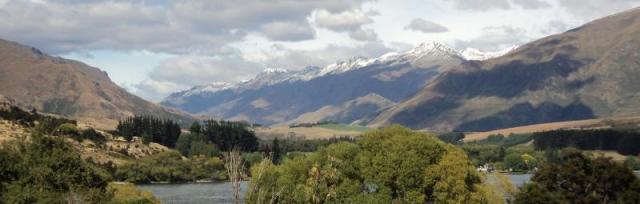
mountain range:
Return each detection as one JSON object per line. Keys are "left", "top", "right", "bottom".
{"left": 162, "top": 41, "right": 481, "bottom": 126}
{"left": 165, "top": 8, "right": 640, "bottom": 132}
{"left": 371, "top": 8, "right": 640, "bottom": 131}
{"left": 0, "top": 39, "right": 195, "bottom": 129}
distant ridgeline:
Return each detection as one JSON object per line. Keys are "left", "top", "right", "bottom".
{"left": 533, "top": 129, "right": 640, "bottom": 156}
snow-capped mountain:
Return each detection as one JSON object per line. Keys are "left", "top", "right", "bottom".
{"left": 460, "top": 46, "right": 518, "bottom": 61}
{"left": 181, "top": 82, "right": 232, "bottom": 97}
{"left": 171, "top": 41, "right": 466, "bottom": 97}
{"left": 161, "top": 41, "right": 467, "bottom": 125}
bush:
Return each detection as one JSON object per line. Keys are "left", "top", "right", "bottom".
{"left": 108, "top": 183, "right": 160, "bottom": 204}
{"left": 0, "top": 133, "right": 113, "bottom": 202}
{"left": 77, "top": 128, "right": 107, "bottom": 144}
{"left": 55, "top": 123, "right": 78, "bottom": 136}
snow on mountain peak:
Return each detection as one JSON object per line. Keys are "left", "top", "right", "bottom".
{"left": 460, "top": 46, "right": 518, "bottom": 61}
{"left": 183, "top": 82, "right": 232, "bottom": 96}
{"left": 407, "top": 41, "right": 459, "bottom": 57}
{"left": 262, "top": 68, "right": 289, "bottom": 73}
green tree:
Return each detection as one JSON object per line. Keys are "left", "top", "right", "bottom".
{"left": 271, "top": 138, "right": 282, "bottom": 164}
{"left": 625, "top": 157, "right": 640, "bottom": 170}
{"left": 515, "top": 150, "right": 640, "bottom": 204}
{"left": 246, "top": 125, "right": 495, "bottom": 203}
{"left": 504, "top": 153, "right": 526, "bottom": 171}
{"left": 190, "top": 121, "right": 202, "bottom": 135}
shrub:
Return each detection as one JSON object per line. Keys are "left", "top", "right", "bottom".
{"left": 0, "top": 133, "right": 113, "bottom": 202}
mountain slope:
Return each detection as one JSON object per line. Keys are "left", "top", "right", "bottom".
{"left": 0, "top": 39, "right": 195, "bottom": 128}
{"left": 372, "top": 8, "right": 640, "bottom": 131}
{"left": 287, "top": 93, "right": 395, "bottom": 125}
{"left": 163, "top": 42, "right": 466, "bottom": 125}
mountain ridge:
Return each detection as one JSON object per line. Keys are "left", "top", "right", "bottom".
{"left": 371, "top": 7, "right": 640, "bottom": 131}
{"left": 162, "top": 41, "right": 476, "bottom": 125}
{"left": 0, "top": 39, "right": 196, "bottom": 129}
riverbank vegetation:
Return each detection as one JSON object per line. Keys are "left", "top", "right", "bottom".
{"left": 247, "top": 126, "right": 502, "bottom": 203}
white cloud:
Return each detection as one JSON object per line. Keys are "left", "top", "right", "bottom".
{"left": 404, "top": 18, "right": 449, "bottom": 33}
{"left": 454, "top": 26, "right": 530, "bottom": 51}
{"left": 259, "top": 21, "right": 316, "bottom": 41}
{"left": 245, "top": 42, "right": 394, "bottom": 71}
{"left": 348, "top": 29, "right": 379, "bottom": 41}
{"left": 313, "top": 9, "right": 373, "bottom": 31}
{"left": 0, "top": 0, "right": 374, "bottom": 54}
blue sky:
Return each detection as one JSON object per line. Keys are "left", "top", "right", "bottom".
{"left": 1, "top": 0, "right": 639, "bottom": 101}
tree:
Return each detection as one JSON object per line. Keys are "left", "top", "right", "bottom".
{"left": 271, "top": 138, "right": 282, "bottom": 164}
{"left": 504, "top": 153, "right": 526, "bottom": 171}
{"left": 141, "top": 133, "right": 153, "bottom": 145}
{"left": 437, "top": 132, "right": 465, "bottom": 144}
{"left": 624, "top": 157, "right": 640, "bottom": 171}
{"left": 515, "top": 150, "right": 640, "bottom": 204}
{"left": 247, "top": 125, "right": 495, "bottom": 203}
{"left": 190, "top": 121, "right": 202, "bottom": 135}
{"left": 116, "top": 115, "right": 182, "bottom": 147}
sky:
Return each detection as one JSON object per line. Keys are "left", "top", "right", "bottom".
{"left": 1, "top": 0, "right": 639, "bottom": 101}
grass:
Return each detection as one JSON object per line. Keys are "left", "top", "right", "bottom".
{"left": 315, "top": 123, "right": 370, "bottom": 132}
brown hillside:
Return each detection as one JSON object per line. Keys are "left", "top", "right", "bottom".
{"left": 0, "top": 39, "right": 195, "bottom": 129}
{"left": 372, "top": 8, "right": 640, "bottom": 131}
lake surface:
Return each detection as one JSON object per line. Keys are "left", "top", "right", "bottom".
{"left": 506, "top": 174, "right": 532, "bottom": 187}
{"left": 138, "top": 181, "right": 249, "bottom": 204}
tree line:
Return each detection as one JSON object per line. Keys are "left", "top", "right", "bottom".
{"left": 533, "top": 129, "right": 640, "bottom": 155}
{"left": 117, "top": 115, "right": 182, "bottom": 147}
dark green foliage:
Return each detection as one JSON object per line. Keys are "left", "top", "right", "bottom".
{"left": 116, "top": 115, "right": 182, "bottom": 148}
{"left": 242, "top": 152, "right": 264, "bottom": 172}
{"left": 533, "top": 129, "right": 640, "bottom": 155}
{"left": 189, "top": 121, "right": 202, "bottom": 135}
{"left": 258, "top": 137, "right": 355, "bottom": 153}
{"left": 0, "top": 133, "right": 113, "bottom": 203}
{"left": 175, "top": 133, "right": 219, "bottom": 157}
{"left": 141, "top": 133, "right": 153, "bottom": 145}
{"left": 463, "top": 145, "right": 506, "bottom": 165}
{"left": 200, "top": 120, "right": 258, "bottom": 151}
{"left": 0, "top": 104, "right": 77, "bottom": 134}
{"left": 624, "top": 157, "right": 640, "bottom": 170}
{"left": 504, "top": 153, "right": 527, "bottom": 171}
{"left": 114, "top": 151, "right": 226, "bottom": 183}
{"left": 271, "top": 138, "right": 282, "bottom": 164}
{"left": 515, "top": 150, "right": 640, "bottom": 204}
{"left": 0, "top": 105, "right": 38, "bottom": 126}
{"left": 71, "top": 128, "right": 107, "bottom": 144}
{"left": 437, "top": 132, "right": 465, "bottom": 144}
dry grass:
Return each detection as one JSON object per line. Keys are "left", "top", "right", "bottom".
{"left": 464, "top": 119, "right": 603, "bottom": 141}
{"left": 254, "top": 125, "right": 363, "bottom": 140}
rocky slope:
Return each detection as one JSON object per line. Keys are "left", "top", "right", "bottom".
{"left": 371, "top": 8, "right": 640, "bottom": 131}
{"left": 163, "top": 42, "right": 472, "bottom": 125}
{"left": 0, "top": 39, "right": 195, "bottom": 129}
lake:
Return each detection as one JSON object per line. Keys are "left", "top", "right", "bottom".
{"left": 138, "top": 181, "right": 249, "bottom": 204}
